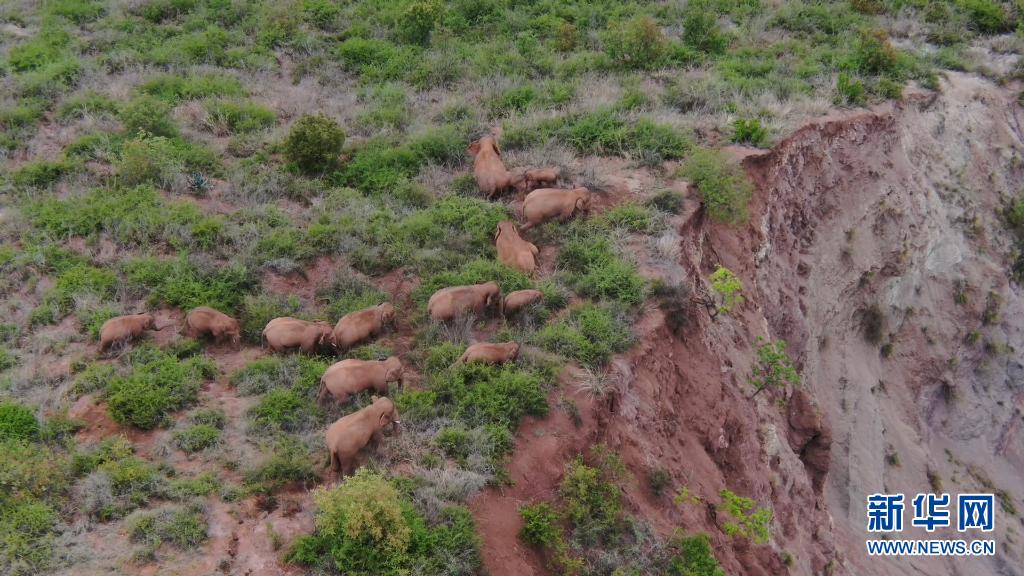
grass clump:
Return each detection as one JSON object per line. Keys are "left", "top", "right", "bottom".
{"left": 206, "top": 100, "right": 276, "bottom": 134}
{"left": 244, "top": 439, "right": 317, "bottom": 493}
{"left": 286, "top": 469, "right": 482, "bottom": 575}
{"left": 558, "top": 222, "right": 646, "bottom": 306}
{"left": 104, "top": 345, "right": 216, "bottom": 429}
{"left": 123, "top": 254, "right": 255, "bottom": 312}
{"left": 731, "top": 118, "right": 769, "bottom": 147}
{"left": 0, "top": 402, "right": 40, "bottom": 441}
{"left": 173, "top": 424, "right": 221, "bottom": 453}
{"left": 238, "top": 292, "right": 303, "bottom": 343}
{"left": 138, "top": 73, "right": 245, "bottom": 103}
{"left": 679, "top": 148, "right": 753, "bottom": 224}
{"left": 75, "top": 437, "right": 166, "bottom": 520}
{"left": 603, "top": 16, "right": 670, "bottom": 70}
{"left": 285, "top": 114, "right": 346, "bottom": 175}
{"left": 533, "top": 304, "right": 632, "bottom": 368}
{"left": 127, "top": 502, "right": 208, "bottom": 561}
{"left": 231, "top": 356, "right": 328, "bottom": 396}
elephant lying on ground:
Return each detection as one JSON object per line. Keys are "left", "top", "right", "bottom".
{"left": 503, "top": 289, "right": 544, "bottom": 315}
{"left": 325, "top": 396, "right": 400, "bottom": 476}
{"left": 183, "top": 306, "right": 240, "bottom": 346}
{"left": 99, "top": 313, "right": 160, "bottom": 352}
{"left": 469, "top": 135, "right": 521, "bottom": 199}
{"left": 457, "top": 342, "right": 520, "bottom": 365}
{"left": 520, "top": 187, "right": 592, "bottom": 231}
{"left": 332, "top": 303, "right": 395, "bottom": 351}
{"left": 495, "top": 220, "right": 538, "bottom": 275}
{"left": 262, "top": 317, "right": 333, "bottom": 354}
{"left": 427, "top": 281, "right": 502, "bottom": 322}
{"left": 318, "top": 356, "right": 403, "bottom": 404}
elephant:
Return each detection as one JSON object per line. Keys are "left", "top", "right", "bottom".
{"left": 99, "top": 313, "right": 160, "bottom": 352}
{"left": 520, "top": 187, "right": 592, "bottom": 231}
{"left": 503, "top": 289, "right": 544, "bottom": 315}
{"left": 523, "top": 167, "right": 561, "bottom": 190}
{"left": 325, "top": 396, "right": 400, "bottom": 476}
{"left": 427, "top": 281, "right": 502, "bottom": 322}
{"left": 332, "top": 303, "right": 395, "bottom": 352}
{"left": 262, "top": 317, "right": 334, "bottom": 354}
{"left": 318, "top": 356, "right": 404, "bottom": 404}
{"left": 182, "top": 306, "right": 241, "bottom": 346}
{"left": 457, "top": 342, "right": 520, "bottom": 365}
{"left": 495, "top": 220, "right": 539, "bottom": 275}
{"left": 468, "top": 135, "right": 521, "bottom": 199}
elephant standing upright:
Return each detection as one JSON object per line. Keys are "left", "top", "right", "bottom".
{"left": 324, "top": 396, "right": 401, "bottom": 476}
{"left": 427, "top": 281, "right": 503, "bottom": 322}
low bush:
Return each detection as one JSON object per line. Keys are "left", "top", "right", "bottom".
{"left": 731, "top": 118, "right": 769, "bottom": 147}
{"left": 560, "top": 449, "right": 627, "bottom": 545}
{"left": 57, "top": 92, "right": 120, "bottom": 121}
{"left": 238, "top": 292, "right": 303, "bottom": 342}
{"left": 0, "top": 402, "right": 39, "bottom": 441}
{"left": 666, "top": 532, "right": 726, "bottom": 576}
{"left": 679, "top": 148, "right": 753, "bottom": 224}
{"left": 121, "top": 96, "right": 178, "bottom": 138}
{"left": 603, "top": 16, "right": 669, "bottom": 70}
{"left": 123, "top": 254, "right": 255, "bottom": 312}
{"left": 206, "top": 100, "right": 276, "bottom": 134}
{"left": 285, "top": 114, "right": 346, "bottom": 175}
{"left": 316, "top": 273, "right": 388, "bottom": 320}
{"left": 11, "top": 159, "right": 75, "bottom": 188}
{"left": 173, "top": 424, "right": 221, "bottom": 453}
{"left": 519, "top": 502, "right": 560, "bottom": 546}
{"left": 600, "top": 203, "right": 654, "bottom": 233}
{"left": 430, "top": 362, "right": 550, "bottom": 429}
{"left": 558, "top": 222, "right": 646, "bottom": 306}
{"left": 231, "top": 356, "right": 328, "bottom": 396}
{"left": 127, "top": 502, "right": 207, "bottom": 560}
{"left": 533, "top": 304, "right": 632, "bottom": 367}
{"left": 76, "top": 437, "right": 167, "bottom": 520}
{"left": 718, "top": 489, "right": 772, "bottom": 544}
{"left": 682, "top": 7, "right": 728, "bottom": 54}
{"left": 0, "top": 500, "right": 58, "bottom": 575}
{"left": 287, "top": 469, "right": 482, "bottom": 574}
{"left": 104, "top": 345, "right": 215, "bottom": 429}
{"left": 249, "top": 388, "right": 319, "bottom": 433}
{"left": 244, "top": 439, "right": 317, "bottom": 493}
{"left": 138, "top": 73, "right": 245, "bottom": 103}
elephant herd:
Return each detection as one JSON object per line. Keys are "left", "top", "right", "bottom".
{"left": 93, "top": 131, "right": 590, "bottom": 479}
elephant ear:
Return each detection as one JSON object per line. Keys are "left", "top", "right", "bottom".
{"left": 378, "top": 411, "right": 388, "bottom": 428}
{"left": 494, "top": 224, "right": 502, "bottom": 241}
{"left": 492, "top": 138, "right": 501, "bottom": 157}
{"left": 468, "top": 140, "right": 481, "bottom": 156}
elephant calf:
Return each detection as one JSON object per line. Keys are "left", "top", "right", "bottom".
{"left": 262, "top": 317, "right": 333, "bottom": 354}
{"left": 469, "top": 135, "right": 519, "bottom": 199}
{"left": 504, "top": 289, "right": 544, "bottom": 315}
{"left": 99, "top": 313, "right": 158, "bottom": 352}
{"left": 495, "top": 221, "right": 539, "bottom": 275}
{"left": 183, "top": 306, "right": 240, "bottom": 346}
{"left": 524, "top": 167, "right": 561, "bottom": 190}
{"left": 458, "top": 342, "right": 520, "bottom": 365}
{"left": 318, "top": 356, "right": 403, "bottom": 404}
{"left": 332, "top": 303, "right": 395, "bottom": 352}
{"left": 427, "top": 281, "right": 502, "bottom": 322}
{"left": 325, "top": 396, "right": 400, "bottom": 477}
{"left": 520, "top": 187, "right": 592, "bottom": 231}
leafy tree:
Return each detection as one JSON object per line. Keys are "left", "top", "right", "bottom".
{"left": 709, "top": 266, "right": 743, "bottom": 314}
{"left": 718, "top": 489, "right": 772, "bottom": 544}
{"left": 749, "top": 337, "right": 800, "bottom": 398}
{"left": 285, "top": 114, "right": 346, "bottom": 175}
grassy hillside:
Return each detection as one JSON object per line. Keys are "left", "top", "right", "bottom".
{"left": 1, "top": 0, "right": 1021, "bottom": 574}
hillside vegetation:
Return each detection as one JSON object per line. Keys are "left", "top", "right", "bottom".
{"left": 1, "top": 0, "right": 1022, "bottom": 575}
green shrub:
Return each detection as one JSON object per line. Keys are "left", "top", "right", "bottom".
{"left": 679, "top": 148, "right": 753, "bottom": 224}
{"left": 558, "top": 222, "right": 646, "bottom": 305}
{"left": 139, "top": 73, "right": 245, "bottom": 103}
{"left": 519, "top": 502, "right": 560, "bottom": 547}
{"left": 604, "top": 16, "right": 669, "bottom": 70}
{"left": 11, "top": 159, "right": 73, "bottom": 188}
{"left": 0, "top": 349, "right": 16, "bottom": 371}
{"left": 399, "top": 0, "right": 443, "bottom": 44}
{"left": 731, "top": 118, "right": 769, "bottom": 147}
{"left": 190, "top": 408, "right": 226, "bottom": 429}
{"left": 0, "top": 500, "right": 58, "bottom": 576}
{"left": 666, "top": 532, "right": 726, "bottom": 576}
{"left": 749, "top": 337, "right": 800, "bottom": 398}
{"left": 118, "top": 133, "right": 185, "bottom": 189}
{"left": 105, "top": 345, "right": 215, "bottom": 429}
{"left": 121, "top": 96, "right": 178, "bottom": 138}
{"left": 173, "top": 424, "right": 221, "bottom": 453}
{"left": 285, "top": 114, "right": 346, "bottom": 175}
{"left": 48, "top": 0, "right": 106, "bottom": 22}
{"left": 718, "top": 489, "right": 772, "bottom": 544}
{"left": 434, "top": 426, "right": 472, "bottom": 460}
{"left": 709, "top": 266, "right": 743, "bottom": 314}
{"left": 239, "top": 292, "right": 302, "bottom": 342}
{"left": 961, "top": 0, "right": 1012, "bottom": 33}
{"left": 127, "top": 502, "right": 208, "bottom": 558}
{"left": 0, "top": 402, "right": 39, "bottom": 441}
{"left": 601, "top": 203, "right": 653, "bottom": 233}
{"left": 49, "top": 264, "right": 117, "bottom": 313}
{"left": 206, "top": 100, "right": 276, "bottom": 133}
{"left": 123, "top": 254, "right": 255, "bottom": 312}
{"left": 853, "top": 29, "right": 899, "bottom": 76}
{"left": 336, "top": 37, "right": 418, "bottom": 82}
{"left": 244, "top": 439, "right": 316, "bottom": 492}
{"left": 249, "top": 388, "right": 318, "bottom": 433}
{"left": 533, "top": 304, "right": 632, "bottom": 367}
{"left": 430, "top": 363, "right": 549, "bottom": 429}
{"left": 647, "top": 190, "right": 683, "bottom": 214}
{"left": 0, "top": 437, "right": 72, "bottom": 502}
{"left": 231, "top": 356, "right": 328, "bottom": 396}
{"left": 316, "top": 274, "right": 388, "bottom": 320}
{"left": 837, "top": 72, "right": 867, "bottom": 106}
{"left": 682, "top": 7, "right": 728, "bottom": 54}
{"left": 560, "top": 453, "right": 625, "bottom": 544}
{"left": 57, "top": 92, "right": 120, "bottom": 121}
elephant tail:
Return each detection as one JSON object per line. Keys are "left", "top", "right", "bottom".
{"left": 317, "top": 377, "right": 328, "bottom": 402}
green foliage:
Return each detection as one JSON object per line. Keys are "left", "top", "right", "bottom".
{"left": 127, "top": 502, "right": 208, "bottom": 558}
{"left": 429, "top": 362, "right": 549, "bottom": 429}
{"left": 285, "top": 114, "right": 346, "bottom": 175}
{"left": 238, "top": 292, "right": 302, "bottom": 342}
{"left": 683, "top": 7, "right": 728, "bottom": 54}
{"left": 604, "top": 16, "right": 669, "bottom": 70}
{"left": 139, "top": 73, "right": 245, "bottom": 102}
{"left": 837, "top": 72, "right": 867, "bottom": 105}
{"left": 48, "top": 263, "right": 117, "bottom": 313}
{"left": 11, "top": 159, "right": 74, "bottom": 188}
{"left": 533, "top": 304, "right": 632, "bottom": 367}
{"left": 709, "top": 266, "right": 744, "bottom": 314}
{"left": 206, "top": 100, "right": 276, "bottom": 133}
{"left": 600, "top": 203, "right": 654, "bottom": 233}
{"left": 519, "top": 503, "right": 560, "bottom": 547}
{"left": 123, "top": 254, "right": 254, "bottom": 311}
{"left": 718, "top": 489, "right": 772, "bottom": 544}
{"left": 0, "top": 500, "right": 58, "bottom": 576}
{"left": 231, "top": 355, "right": 328, "bottom": 396}
{"left": 647, "top": 189, "right": 684, "bottom": 214}
{"left": 433, "top": 426, "right": 473, "bottom": 460}
{"left": 861, "top": 303, "right": 886, "bottom": 344}
{"left": 680, "top": 148, "right": 753, "bottom": 224}
{"left": 853, "top": 29, "right": 900, "bottom": 76}
{"left": 105, "top": 345, "right": 215, "bottom": 429}
{"left": 289, "top": 469, "right": 482, "bottom": 575}
{"left": 316, "top": 274, "right": 388, "bottom": 321}
{"left": 0, "top": 402, "right": 39, "bottom": 441}
{"left": 560, "top": 449, "right": 626, "bottom": 544}
{"left": 558, "top": 222, "right": 647, "bottom": 306}
{"left": 121, "top": 97, "right": 178, "bottom": 138}
{"left": 749, "top": 337, "right": 800, "bottom": 396}
{"left": 173, "top": 424, "right": 221, "bottom": 453}
{"left": 666, "top": 532, "right": 726, "bottom": 576}
{"left": 75, "top": 437, "right": 166, "bottom": 520}
{"left": 731, "top": 118, "right": 769, "bottom": 147}
{"left": 399, "top": 0, "right": 443, "bottom": 44}
{"left": 249, "top": 388, "right": 319, "bottom": 433}
{"left": 961, "top": 0, "right": 1012, "bottom": 33}
{"left": 244, "top": 439, "right": 316, "bottom": 493}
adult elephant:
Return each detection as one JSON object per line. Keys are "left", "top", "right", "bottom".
{"left": 324, "top": 396, "right": 401, "bottom": 477}
{"left": 332, "top": 303, "right": 395, "bottom": 352}
{"left": 262, "top": 317, "right": 334, "bottom": 354}
{"left": 427, "top": 281, "right": 502, "bottom": 322}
